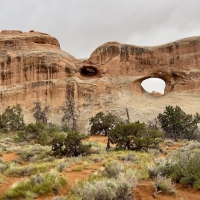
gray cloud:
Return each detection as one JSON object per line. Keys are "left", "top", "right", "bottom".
{"left": 2, "top": 0, "right": 200, "bottom": 93}
{"left": 1, "top": 0, "right": 200, "bottom": 59}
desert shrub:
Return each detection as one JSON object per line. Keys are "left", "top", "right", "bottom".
{"left": 16, "top": 122, "right": 46, "bottom": 142}
{"left": 5, "top": 145, "right": 21, "bottom": 154}
{"left": 5, "top": 163, "right": 48, "bottom": 176}
{"left": 89, "top": 154, "right": 106, "bottom": 163}
{"left": 38, "top": 131, "right": 52, "bottom": 145}
{"left": 15, "top": 122, "right": 64, "bottom": 145}
{"left": 0, "top": 174, "right": 3, "bottom": 184}
{"left": 149, "top": 149, "right": 200, "bottom": 189}
{"left": 51, "top": 131, "right": 91, "bottom": 157}
{"left": 158, "top": 105, "right": 200, "bottom": 141}
{"left": 84, "top": 140, "right": 105, "bottom": 154}
{"left": 123, "top": 152, "right": 137, "bottom": 162}
{"left": 0, "top": 171, "right": 67, "bottom": 199}
{"left": 72, "top": 164, "right": 138, "bottom": 200}
{"left": 101, "top": 161, "right": 124, "bottom": 178}
{"left": 180, "top": 140, "right": 200, "bottom": 151}
{"left": 110, "top": 122, "right": 163, "bottom": 151}
{"left": 19, "top": 144, "right": 52, "bottom": 161}
{"left": 52, "top": 196, "right": 69, "bottom": 200}
{"left": 2, "top": 137, "right": 13, "bottom": 143}
{"left": 73, "top": 177, "right": 135, "bottom": 200}
{"left": 57, "top": 163, "right": 67, "bottom": 172}
{"left": 43, "top": 156, "right": 55, "bottom": 163}
{"left": 163, "top": 139, "right": 175, "bottom": 147}
{"left": 152, "top": 174, "right": 176, "bottom": 197}
{"left": 148, "top": 158, "right": 168, "bottom": 178}
{"left": 0, "top": 163, "right": 9, "bottom": 173}
{"left": 65, "top": 193, "right": 82, "bottom": 200}
{"left": 147, "top": 148, "right": 160, "bottom": 156}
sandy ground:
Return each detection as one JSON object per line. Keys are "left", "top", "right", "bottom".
{"left": 1, "top": 135, "right": 200, "bottom": 200}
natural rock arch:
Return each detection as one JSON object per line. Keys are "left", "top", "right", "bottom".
{"left": 0, "top": 30, "right": 200, "bottom": 131}
{"left": 141, "top": 78, "right": 166, "bottom": 95}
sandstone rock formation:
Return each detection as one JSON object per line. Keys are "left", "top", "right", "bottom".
{"left": 1, "top": 30, "right": 200, "bottom": 131}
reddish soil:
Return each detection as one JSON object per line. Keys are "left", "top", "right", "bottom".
{"left": 1, "top": 152, "right": 19, "bottom": 162}
{"left": 1, "top": 136, "right": 200, "bottom": 200}
{"left": 87, "top": 134, "right": 108, "bottom": 144}
{"left": 37, "top": 162, "right": 102, "bottom": 200}
{"left": 133, "top": 181, "right": 200, "bottom": 200}
{"left": 0, "top": 176, "right": 22, "bottom": 195}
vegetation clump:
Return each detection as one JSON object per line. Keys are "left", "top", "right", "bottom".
{"left": 1, "top": 172, "right": 67, "bottom": 200}
{"left": 110, "top": 121, "right": 163, "bottom": 151}
{"left": 0, "top": 104, "right": 24, "bottom": 132}
{"left": 158, "top": 105, "right": 200, "bottom": 141}
{"left": 72, "top": 168, "right": 137, "bottom": 200}
{"left": 51, "top": 131, "right": 91, "bottom": 157}
{"left": 152, "top": 174, "right": 176, "bottom": 198}
{"left": 1, "top": 104, "right": 200, "bottom": 199}
{"left": 149, "top": 145, "right": 200, "bottom": 189}
{"left": 90, "top": 112, "right": 121, "bottom": 150}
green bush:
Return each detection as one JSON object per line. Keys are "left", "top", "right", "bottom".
{"left": 51, "top": 132, "right": 91, "bottom": 157}
{"left": 19, "top": 144, "right": 52, "bottom": 161}
{"left": 149, "top": 149, "right": 200, "bottom": 189}
{"left": 110, "top": 122, "right": 163, "bottom": 151}
{"left": 158, "top": 105, "right": 200, "bottom": 141}
{"left": 15, "top": 122, "right": 64, "bottom": 145}
{"left": 15, "top": 122, "right": 46, "bottom": 142}
{"left": 101, "top": 161, "right": 124, "bottom": 178}
{"left": 73, "top": 177, "right": 134, "bottom": 200}
{"left": 152, "top": 174, "right": 176, "bottom": 197}
{"left": 0, "top": 104, "right": 24, "bottom": 132}
{"left": 0, "top": 172, "right": 67, "bottom": 199}
{"left": 5, "top": 163, "right": 48, "bottom": 176}
{"left": 90, "top": 112, "right": 121, "bottom": 150}
{"left": 72, "top": 165, "right": 138, "bottom": 200}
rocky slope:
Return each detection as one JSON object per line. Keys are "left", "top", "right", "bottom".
{"left": 1, "top": 30, "right": 200, "bottom": 131}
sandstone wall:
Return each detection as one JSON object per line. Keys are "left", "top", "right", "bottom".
{"left": 1, "top": 30, "right": 200, "bottom": 132}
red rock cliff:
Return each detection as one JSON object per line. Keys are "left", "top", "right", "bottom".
{"left": 1, "top": 30, "right": 200, "bottom": 131}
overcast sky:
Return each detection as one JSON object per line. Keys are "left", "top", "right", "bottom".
{"left": 1, "top": 0, "right": 200, "bottom": 93}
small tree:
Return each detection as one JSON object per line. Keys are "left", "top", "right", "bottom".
{"left": 110, "top": 121, "right": 163, "bottom": 151}
{"left": 51, "top": 132, "right": 91, "bottom": 157}
{"left": 90, "top": 112, "right": 121, "bottom": 150}
{"left": 61, "top": 83, "right": 77, "bottom": 131}
{"left": 157, "top": 105, "right": 200, "bottom": 141}
{"left": 33, "top": 102, "right": 49, "bottom": 125}
{"left": 0, "top": 104, "right": 24, "bottom": 131}
{"left": 16, "top": 122, "right": 46, "bottom": 142}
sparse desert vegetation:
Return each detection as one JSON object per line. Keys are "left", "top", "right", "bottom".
{"left": 0, "top": 105, "right": 200, "bottom": 199}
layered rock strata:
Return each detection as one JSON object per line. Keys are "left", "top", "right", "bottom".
{"left": 1, "top": 30, "right": 200, "bottom": 131}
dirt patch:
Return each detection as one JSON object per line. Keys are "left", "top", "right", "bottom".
{"left": 133, "top": 180, "right": 200, "bottom": 200}
{"left": 1, "top": 152, "right": 19, "bottom": 162}
{"left": 36, "top": 162, "right": 102, "bottom": 199}
{"left": 87, "top": 134, "right": 108, "bottom": 144}
{"left": 0, "top": 176, "right": 22, "bottom": 195}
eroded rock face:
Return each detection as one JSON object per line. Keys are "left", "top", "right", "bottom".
{"left": 1, "top": 30, "right": 200, "bottom": 131}
{"left": 0, "top": 30, "right": 78, "bottom": 111}
{"left": 82, "top": 38, "right": 200, "bottom": 94}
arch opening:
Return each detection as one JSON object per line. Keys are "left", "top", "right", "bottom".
{"left": 141, "top": 78, "right": 166, "bottom": 95}
{"left": 80, "top": 66, "right": 98, "bottom": 77}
